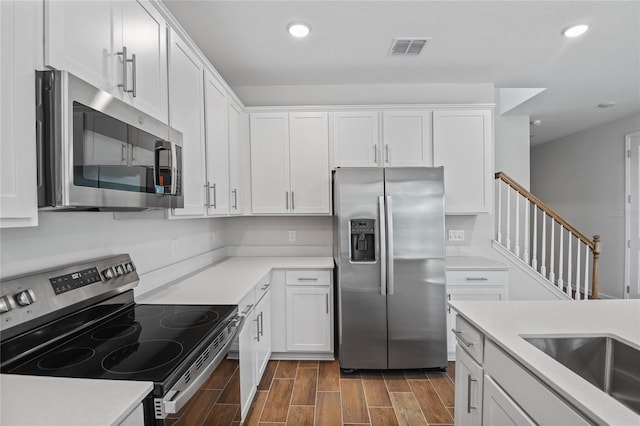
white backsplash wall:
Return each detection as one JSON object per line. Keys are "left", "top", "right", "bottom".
{"left": 0, "top": 211, "right": 228, "bottom": 280}
{"left": 225, "top": 216, "right": 334, "bottom": 257}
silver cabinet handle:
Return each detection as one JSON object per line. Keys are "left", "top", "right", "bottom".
{"left": 232, "top": 189, "right": 238, "bottom": 210}
{"left": 325, "top": 293, "right": 329, "bottom": 314}
{"left": 259, "top": 311, "right": 264, "bottom": 337}
{"left": 211, "top": 183, "right": 217, "bottom": 209}
{"left": 465, "top": 277, "right": 488, "bottom": 281}
{"left": 291, "top": 191, "right": 295, "bottom": 211}
{"left": 297, "top": 277, "right": 318, "bottom": 282}
{"left": 204, "top": 182, "right": 210, "bottom": 207}
{"left": 452, "top": 329, "right": 474, "bottom": 347}
{"left": 385, "top": 144, "right": 389, "bottom": 163}
{"left": 373, "top": 144, "right": 378, "bottom": 164}
{"left": 121, "top": 144, "right": 127, "bottom": 163}
{"left": 261, "top": 283, "right": 270, "bottom": 290}
{"left": 254, "top": 315, "right": 260, "bottom": 342}
{"left": 467, "top": 374, "right": 478, "bottom": 413}
{"left": 285, "top": 191, "right": 289, "bottom": 210}
{"left": 117, "top": 46, "right": 129, "bottom": 92}
{"left": 241, "top": 304, "right": 254, "bottom": 316}
{"left": 130, "top": 53, "right": 137, "bottom": 97}
{"left": 447, "top": 293, "right": 451, "bottom": 313}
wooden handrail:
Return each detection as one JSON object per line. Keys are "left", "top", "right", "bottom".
{"left": 495, "top": 172, "right": 594, "bottom": 249}
{"left": 495, "top": 171, "right": 600, "bottom": 299}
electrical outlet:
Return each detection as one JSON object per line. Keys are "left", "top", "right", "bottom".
{"left": 448, "top": 229, "right": 465, "bottom": 242}
{"left": 288, "top": 230, "right": 296, "bottom": 242}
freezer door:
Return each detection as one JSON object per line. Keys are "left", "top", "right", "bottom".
{"left": 384, "top": 167, "right": 447, "bottom": 369}
{"left": 334, "top": 168, "right": 388, "bottom": 369}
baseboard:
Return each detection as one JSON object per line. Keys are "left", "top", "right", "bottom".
{"left": 270, "top": 352, "right": 335, "bottom": 361}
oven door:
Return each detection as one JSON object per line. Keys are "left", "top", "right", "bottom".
{"left": 36, "top": 70, "right": 183, "bottom": 210}
{"left": 155, "top": 314, "right": 245, "bottom": 420}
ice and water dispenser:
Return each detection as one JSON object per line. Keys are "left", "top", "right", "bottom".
{"left": 349, "top": 219, "right": 375, "bottom": 262}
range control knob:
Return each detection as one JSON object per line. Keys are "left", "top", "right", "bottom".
{"left": 124, "top": 262, "right": 135, "bottom": 273}
{"left": 114, "top": 265, "right": 125, "bottom": 276}
{"left": 0, "top": 295, "right": 17, "bottom": 313}
{"left": 15, "top": 289, "right": 37, "bottom": 306}
{"left": 102, "top": 268, "right": 115, "bottom": 280}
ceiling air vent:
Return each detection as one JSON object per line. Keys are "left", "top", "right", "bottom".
{"left": 389, "top": 38, "right": 431, "bottom": 56}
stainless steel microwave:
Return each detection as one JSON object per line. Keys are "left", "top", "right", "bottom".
{"left": 36, "top": 70, "right": 183, "bottom": 211}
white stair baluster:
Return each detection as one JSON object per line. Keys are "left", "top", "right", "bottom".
{"left": 506, "top": 186, "right": 511, "bottom": 251}
{"left": 557, "top": 226, "right": 564, "bottom": 291}
{"left": 497, "top": 180, "right": 503, "bottom": 244}
{"left": 549, "top": 219, "right": 555, "bottom": 284}
{"left": 532, "top": 207, "right": 538, "bottom": 270}
{"left": 575, "top": 241, "right": 581, "bottom": 300}
{"left": 567, "top": 234, "right": 573, "bottom": 297}
{"left": 584, "top": 247, "right": 590, "bottom": 300}
{"left": 523, "top": 199, "right": 530, "bottom": 264}
{"left": 514, "top": 195, "right": 520, "bottom": 257}
{"left": 540, "top": 212, "right": 547, "bottom": 277}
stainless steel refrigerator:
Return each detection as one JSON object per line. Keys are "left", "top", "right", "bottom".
{"left": 333, "top": 167, "right": 447, "bottom": 370}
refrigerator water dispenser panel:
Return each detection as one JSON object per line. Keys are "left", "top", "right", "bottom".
{"left": 350, "top": 219, "right": 376, "bottom": 262}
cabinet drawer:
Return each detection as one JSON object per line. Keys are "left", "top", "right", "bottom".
{"left": 446, "top": 270, "right": 507, "bottom": 286}
{"left": 453, "top": 315, "right": 484, "bottom": 363}
{"left": 255, "top": 272, "right": 271, "bottom": 303}
{"left": 484, "top": 340, "right": 589, "bottom": 425}
{"left": 285, "top": 270, "right": 331, "bottom": 286}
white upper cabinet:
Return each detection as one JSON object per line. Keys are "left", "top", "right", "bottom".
{"left": 332, "top": 111, "right": 380, "bottom": 167}
{"left": 289, "top": 112, "right": 330, "bottom": 214}
{"left": 228, "top": 101, "right": 248, "bottom": 215}
{"left": 250, "top": 112, "right": 330, "bottom": 215}
{"left": 433, "top": 109, "right": 492, "bottom": 214}
{"left": 382, "top": 110, "right": 432, "bottom": 167}
{"left": 168, "top": 28, "right": 207, "bottom": 218}
{"left": 204, "top": 70, "right": 230, "bottom": 216}
{"left": 45, "top": 0, "right": 168, "bottom": 122}
{"left": 1, "top": 1, "right": 39, "bottom": 228}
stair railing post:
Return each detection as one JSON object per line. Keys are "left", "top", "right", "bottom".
{"left": 591, "top": 235, "right": 601, "bottom": 299}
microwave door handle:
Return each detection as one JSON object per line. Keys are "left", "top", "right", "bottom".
{"left": 379, "top": 196, "right": 386, "bottom": 296}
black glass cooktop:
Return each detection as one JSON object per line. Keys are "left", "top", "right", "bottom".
{"left": 3, "top": 304, "right": 236, "bottom": 384}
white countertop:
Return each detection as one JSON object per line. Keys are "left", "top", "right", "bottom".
{"left": 445, "top": 255, "right": 508, "bottom": 270}
{"left": 449, "top": 299, "right": 640, "bottom": 425}
{"left": 138, "top": 256, "right": 334, "bottom": 305}
{"left": 0, "top": 375, "right": 152, "bottom": 426}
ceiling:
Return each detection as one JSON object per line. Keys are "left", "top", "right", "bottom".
{"left": 162, "top": 0, "right": 640, "bottom": 145}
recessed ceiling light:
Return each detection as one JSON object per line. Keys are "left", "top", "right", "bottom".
{"left": 562, "top": 24, "right": 589, "bottom": 38}
{"left": 598, "top": 101, "right": 616, "bottom": 108}
{"left": 287, "top": 22, "right": 311, "bottom": 38}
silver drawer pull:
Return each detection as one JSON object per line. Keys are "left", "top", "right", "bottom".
{"left": 261, "top": 284, "right": 270, "bottom": 290}
{"left": 241, "top": 304, "right": 254, "bottom": 315}
{"left": 467, "top": 374, "right": 478, "bottom": 413}
{"left": 297, "top": 277, "right": 319, "bottom": 281}
{"left": 465, "top": 277, "right": 488, "bottom": 281}
{"left": 452, "top": 329, "right": 474, "bottom": 347}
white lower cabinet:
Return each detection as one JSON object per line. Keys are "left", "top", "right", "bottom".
{"left": 117, "top": 402, "right": 145, "bottom": 426}
{"left": 454, "top": 344, "right": 483, "bottom": 426}
{"left": 483, "top": 376, "right": 535, "bottom": 426}
{"left": 446, "top": 269, "right": 507, "bottom": 360}
{"left": 254, "top": 289, "right": 272, "bottom": 380}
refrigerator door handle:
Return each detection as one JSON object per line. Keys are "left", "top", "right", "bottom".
{"left": 378, "top": 195, "right": 387, "bottom": 296}
{"left": 386, "top": 196, "right": 395, "bottom": 296}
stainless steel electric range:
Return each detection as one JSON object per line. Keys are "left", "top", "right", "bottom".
{"left": 0, "top": 254, "right": 242, "bottom": 425}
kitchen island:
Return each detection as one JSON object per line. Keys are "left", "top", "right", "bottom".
{"left": 449, "top": 299, "right": 640, "bottom": 425}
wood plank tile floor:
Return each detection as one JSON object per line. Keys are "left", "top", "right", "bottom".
{"left": 165, "top": 358, "right": 456, "bottom": 426}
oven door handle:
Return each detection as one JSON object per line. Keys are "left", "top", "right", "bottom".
{"left": 160, "top": 314, "right": 245, "bottom": 416}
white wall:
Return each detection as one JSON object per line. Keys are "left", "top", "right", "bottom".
{"left": 531, "top": 113, "right": 640, "bottom": 299}
{"left": 0, "top": 211, "right": 227, "bottom": 286}
{"left": 495, "top": 115, "right": 531, "bottom": 190}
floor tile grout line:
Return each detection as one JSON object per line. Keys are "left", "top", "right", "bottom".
{"left": 256, "top": 360, "right": 277, "bottom": 424}
{"left": 426, "top": 375, "right": 455, "bottom": 423}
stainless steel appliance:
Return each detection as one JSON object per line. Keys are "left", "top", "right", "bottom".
{"left": 36, "top": 70, "right": 183, "bottom": 211}
{"left": 0, "top": 255, "right": 242, "bottom": 425}
{"left": 333, "top": 167, "right": 447, "bottom": 370}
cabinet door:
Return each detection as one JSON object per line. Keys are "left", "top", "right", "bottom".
{"left": 289, "top": 112, "right": 330, "bottom": 214}
{"left": 454, "top": 345, "right": 483, "bottom": 426}
{"left": 332, "top": 111, "right": 380, "bottom": 167}
{"left": 120, "top": 0, "right": 168, "bottom": 122}
{"left": 168, "top": 29, "right": 207, "bottom": 217}
{"left": 483, "top": 376, "right": 535, "bottom": 426}
{"left": 45, "top": 1, "right": 115, "bottom": 93}
{"left": 239, "top": 308, "right": 257, "bottom": 421}
{"left": 254, "top": 291, "right": 272, "bottom": 380}
{"left": 250, "top": 113, "right": 290, "bottom": 214}
{"left": 382, "top": 110, "right": 432, "bottom": 167}
{"left": 433, "top": 110, "right": 491, "bottom": 214}
{"left": 204, "top": 70, "right": 230, "bottom": 216}
{"left": 1, "top": 0, "right": 38, "bottom": 228}
{"left": 286, "top": 286, "right": 331, "bottom": 352}
{"left": 228, "top": 101, "right": 246, "bottom": 215}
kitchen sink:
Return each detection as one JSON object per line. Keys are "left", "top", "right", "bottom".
{"left": 524, "top": 335, "right": 640, "bottom": 415}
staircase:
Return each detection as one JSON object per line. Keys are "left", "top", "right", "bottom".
{"left": 494, "top": 172, "right": 601, "bottom": 300}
